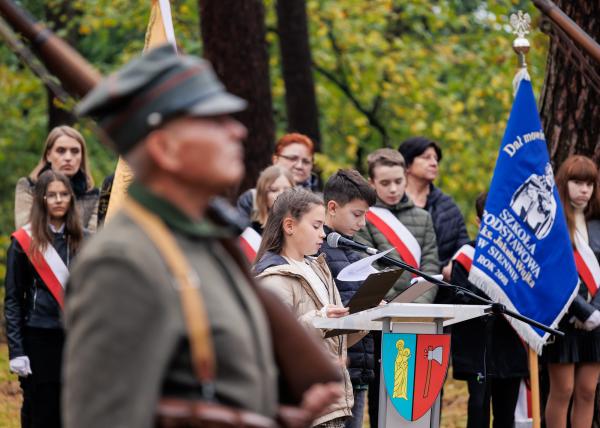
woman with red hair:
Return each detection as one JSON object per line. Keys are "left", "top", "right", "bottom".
{"left": 237, "top": 132, "right": 320, "bottom": 223}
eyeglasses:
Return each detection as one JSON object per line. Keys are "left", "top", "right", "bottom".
{"left": 278, "top": 153, "right": 313, "bottom": 167}
{"left": 45, "top": 192, "right": 72, "bottom": 202}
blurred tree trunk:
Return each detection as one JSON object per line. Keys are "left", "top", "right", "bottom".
{"left": 198, "top": 0, "right": 274, "bottom": 195}
{"left": 539, "top": 0, "right": 600, "bottom": 167}
{"left": 540, "top": 9, "right": 600, "bottom": 427}
{"left": 276, "top": 0, "right": 321, "bottom": 151}
{"left": 44, "top": 1, "right": 78, "bottom": 130}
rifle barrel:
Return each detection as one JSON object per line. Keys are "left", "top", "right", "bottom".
{"left": 0, "top": 0, "right": 101, "bottom": 97}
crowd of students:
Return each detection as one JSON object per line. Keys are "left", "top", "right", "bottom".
{"left": 4, "top": 125, "right": 600, "bottom": 427}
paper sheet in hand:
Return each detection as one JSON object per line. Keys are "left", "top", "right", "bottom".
{"left": 337, "top": 249, "right": 393, "bottom": 282}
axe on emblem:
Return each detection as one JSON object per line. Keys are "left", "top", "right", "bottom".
{"left": 423, "top": 346, "right": 443, "bottom": 398}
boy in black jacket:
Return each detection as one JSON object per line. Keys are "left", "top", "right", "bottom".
{"left": 319, "top": 169, "right": 377, "bottom": 428}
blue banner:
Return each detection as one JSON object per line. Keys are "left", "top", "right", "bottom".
{"left": 469, "top": 74, "right": 579, "bottom": 353}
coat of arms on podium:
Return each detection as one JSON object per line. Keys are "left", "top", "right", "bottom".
{"left": 382, "top": 333, "right": 450, "bottom": 421}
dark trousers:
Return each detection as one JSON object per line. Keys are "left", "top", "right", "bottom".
{"left": 367, "top": 332, "right": 381, "bottom": 428}
{"left": 21, "top": 327, "right": 64, "bottom": 428}
{"left": 466, "top": 375, "right": 521, "bottom": 428}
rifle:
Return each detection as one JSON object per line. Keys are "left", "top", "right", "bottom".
{"left": 0, "top": 0, "right": 343, "bottom": 406}
{"left": 0, "top": 0, "right": 101, "bottom": 97}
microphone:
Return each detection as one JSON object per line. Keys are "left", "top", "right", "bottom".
{"left": 326, "top": 232, "right": 379, "bottom": 255}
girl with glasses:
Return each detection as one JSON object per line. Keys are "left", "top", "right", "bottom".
{"left": 5, "top": 170, "right": 84, "bottom": 428}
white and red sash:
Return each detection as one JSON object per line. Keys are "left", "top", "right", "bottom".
{"left": 239, "top": 227, "right": 262, "bottom": 263}
{"left": 11, "top": 224, "right": 68, "bottom": 309}
{"left": 366, "top": 206, "right": 421, "bottom": 269}
{"left": 514, "top": 379, "right": 532, "bottom": 423}
{"left": 452, "top": 244, "right": 475, "bottom": 272}
{"left": 573, "top": 230, "right": 599, "bottom": 297}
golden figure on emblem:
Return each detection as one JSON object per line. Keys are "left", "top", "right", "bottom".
{"left": 393, "top": 339, "right": 411, "bottom": 399}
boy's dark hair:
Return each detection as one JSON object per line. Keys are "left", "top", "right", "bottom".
{"left": 475, "top": 192, "right": 488, "bottom": 219}
{"left": 324, "top": 169, "right": 376, "bottom": 207}
{"left": 366, "top": 148, "right": 406, "bottom": 179}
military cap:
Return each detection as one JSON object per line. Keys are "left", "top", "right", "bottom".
{"left": 76, "top": 44, "right": 247, "bottom": 154}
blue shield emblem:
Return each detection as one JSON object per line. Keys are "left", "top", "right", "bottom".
{"left": 382, "top": 332, "right": 450, "bottom": 421}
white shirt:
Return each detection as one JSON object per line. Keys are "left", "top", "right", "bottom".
{"left": 574, "top": 208, "right": 588, "bottom": 243}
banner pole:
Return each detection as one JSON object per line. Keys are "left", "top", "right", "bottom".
{"left": 104, "top": 0, "right": 176, "bottom": 223}
{"left": 529, "top": 347, "right": 541, "bottom": 428}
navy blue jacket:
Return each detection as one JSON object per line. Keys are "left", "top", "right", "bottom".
{"left": 319, "top": 226, "right": 375, "bottom": 387}
{"left": 426, "top": 185, "right": 469, "bottom": 266}
{"left": 254, "top": 251, "right": 288, "bottom": 275}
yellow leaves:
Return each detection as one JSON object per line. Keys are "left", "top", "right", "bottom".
{"left": 410, "top": 120, "right": 427, "bottom": 133}
{"left": 79, "top": 24, "right": 92, "bottom": 35}
{"left": 179, "top": 4, "right": 190, "bottom": 15}
{"left": 353, "top": 116, "right": 368, "bottom": 128}
{"left": 431, "top": 121, "right": 444, "bottom": 139}
{"left": 451, "top": 101, "right": 465, "bottom": 115}
{"left": 345, "top": 135, "right": 359, "bottom": 158}
{"left": 314, "top": 153, "right": 350, "bottom": 181}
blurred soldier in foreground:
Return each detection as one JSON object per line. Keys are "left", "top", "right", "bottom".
{"left": 62, "top": 44, "right": 342, "bottom": 428}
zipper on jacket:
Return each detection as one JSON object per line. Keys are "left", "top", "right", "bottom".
{"left": 33, "top": 282, "right": 38, "bottom": 312}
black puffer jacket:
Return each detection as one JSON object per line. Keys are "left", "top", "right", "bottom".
{"left": 4, "top": 230, "right": 71, "bottom": 359}
{"left": 319, "top": 226, "right": 375, "bottom": 387}
{"left": 426, "top": 185, "right": 469, "bottom": 266}
{"left": 236, "top": 188, "right": 256, "bottom": 225}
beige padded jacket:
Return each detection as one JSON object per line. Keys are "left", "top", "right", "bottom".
{"left": 257, "top": 254, "right": 354, "bottom": 426}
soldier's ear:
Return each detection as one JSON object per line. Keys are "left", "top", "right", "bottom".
{"left": 145, "top": 129, "right": 180, "bottom": 172}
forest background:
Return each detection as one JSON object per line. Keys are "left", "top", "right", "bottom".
{"left": 2, "top": 0, "right": 598, "bottom": 426}
{"left": 0, "top": 0, "right": 548, "bottom": 281}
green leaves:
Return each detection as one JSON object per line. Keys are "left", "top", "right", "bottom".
{"left": 0, "top": 0, "right": 548, "bottom": 248}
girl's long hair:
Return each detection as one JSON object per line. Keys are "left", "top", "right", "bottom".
{"left": 254, "top": 165, "right": 294, "bottom": 226}
{"left": 29, "top": 170, "right": 84, "bottom": 259}
{"left": 29, "top": 125, "right": 95, "bottom": 190}
{"left": 255, "top": 188, "right": 323, "bottom": 263}
{"left": 555, "top": 155, "right": 600, "bottom": 241}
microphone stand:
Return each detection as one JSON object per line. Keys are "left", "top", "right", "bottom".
{"left": 371, "top": 250, "right": 564, "bottom": 337}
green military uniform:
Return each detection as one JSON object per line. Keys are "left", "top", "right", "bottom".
{"left": 62, "top": 45, "right": 278, "bottom": 428}
{"left": 63, "top": 184, "right": 278, "bottom": 428}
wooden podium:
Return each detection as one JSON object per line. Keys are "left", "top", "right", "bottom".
{"left": 313, "top": 303, "right": 490, "bottom": 428}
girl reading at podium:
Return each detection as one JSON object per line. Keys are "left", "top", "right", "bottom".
{"left": 254, "top": 188, "right": 356, "bottom": 427}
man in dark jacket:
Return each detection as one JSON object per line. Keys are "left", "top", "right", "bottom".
{"left": 319, "top": 169, "right": 377, "bottom": 428}
{"left": 399, "top": 136, "right": 469, "bottom": 278}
